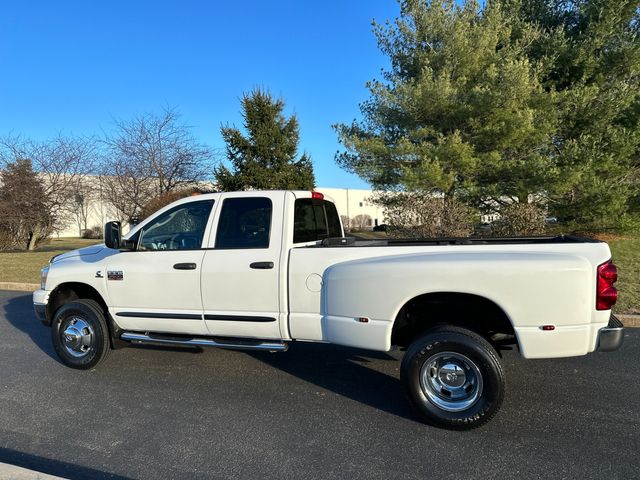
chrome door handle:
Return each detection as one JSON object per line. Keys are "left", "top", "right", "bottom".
{"left": 173, "top": 263, "right": 197, "bottom": 270}
{"left": 250, "top": 262, "right": 274, "bottom": 269}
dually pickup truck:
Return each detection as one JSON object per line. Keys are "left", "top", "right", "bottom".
{"left": 33, "top": 190, "right": 624, "bottom": 429}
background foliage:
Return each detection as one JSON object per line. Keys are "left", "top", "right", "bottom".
{"left": 215, "top": 89, "right": 315, "bottom": 191}
{"left": 335, "top": 0, "right": 640, "bottom": 234}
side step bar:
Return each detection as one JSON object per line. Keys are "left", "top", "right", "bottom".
{"left": 120, "top": 332, "right": 289, "bottom": 352}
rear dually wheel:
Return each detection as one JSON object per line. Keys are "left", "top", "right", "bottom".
{"left": 400, "top": 326, "right": 505, "bottom": 430}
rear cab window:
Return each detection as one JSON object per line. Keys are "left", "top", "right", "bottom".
{"left": 215, "top": 197, "right": 273, "bottom": 249}
{"left": 293, "top": 198, "right": 342, "bottom": 244}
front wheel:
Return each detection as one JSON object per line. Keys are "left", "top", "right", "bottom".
{"left": 51, "top": 300, "right": 110, "bottom": 370}
{"left": 400, "top": 326, "right": 505, "bottom": 430}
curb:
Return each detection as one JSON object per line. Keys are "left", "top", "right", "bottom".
{"left": 0, "top": 282, "right": 39, "bottom": 292}
{"left": 0, "top": 462, "right": 67, "bottom": 479}
{"left": 618, "top": 314, "right": 640, "bottom": 328}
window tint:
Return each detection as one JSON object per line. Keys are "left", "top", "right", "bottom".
{"left": 294, "top": 199, "right": 342, "bottom": 243}
{"left": 138, "top": 200, "right": 214, "bottom": 251}
{"left": 216, "top": 197, "right": 272, "bottom": 249}
{"left": 325, "top": 202, "right": 342, "bottom": 237}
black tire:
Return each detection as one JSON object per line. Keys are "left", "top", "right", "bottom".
{"left": 51, "top": 299, "right": 110, "bottom": 370}
{"left": 400, "top": 326, "right": 505, "bottom": 430}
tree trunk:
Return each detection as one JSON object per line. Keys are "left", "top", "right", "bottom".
{"left": 27, "top": 226, "right": 40, "bottom": 251}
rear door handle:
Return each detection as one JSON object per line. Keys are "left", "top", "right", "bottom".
{"left": 250, "top": 261, "right": 274, "bottom": 270}
{"left": 173, "top": 263, "right": 197, "bottom": 270}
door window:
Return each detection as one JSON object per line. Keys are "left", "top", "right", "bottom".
{"left": 215, "top": 197, "right": 272, "bottom": 249}
{"left": 138, "top": 200, "right": 214, "bottom": 251}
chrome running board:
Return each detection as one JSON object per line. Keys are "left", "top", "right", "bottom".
{"left": 120, "top": 332, "right": 288, "bottom": 352}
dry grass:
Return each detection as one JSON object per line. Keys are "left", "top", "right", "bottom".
{"left": 609, "top": 236, "right": 640, "bottom": 315}
{"left": 0, "top": 238, "right": 101, "bottom": 284}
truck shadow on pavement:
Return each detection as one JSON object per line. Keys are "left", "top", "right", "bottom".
{"left": 3, "top": 292, "right": 418, "bottom": 422}
{"left": 2, "top": 292, "right": 62, "bottom": 363}
{"left": 2, "top": 292, "right": 202, "bottom": 363}
{"left": 247, "top": 342, "right": 418, "bottom": 422}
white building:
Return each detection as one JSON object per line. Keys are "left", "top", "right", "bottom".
{"left": 55, "top": 184, "right": 385, "bottom": 237}
{"left": 317, "top": 188, "right": 385, "bottom": 230}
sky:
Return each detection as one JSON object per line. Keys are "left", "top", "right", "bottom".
{"left": 0, "top": 0, "right": 401, "bottom": 189}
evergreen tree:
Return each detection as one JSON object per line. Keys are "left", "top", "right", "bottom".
{"left": 334, "top": 0, "right": 555, "bottom": 209}
{"left": 0, "top": 159, "right": 51, "bottom": 250}
{"left": 335, "top": 0, "right": 640, "bottom": 231}
{"left": 517, "top": 0, "right": 640, "bottom": 230}
{"left": 216, "top": 89, "right": 315, "bottom": 191}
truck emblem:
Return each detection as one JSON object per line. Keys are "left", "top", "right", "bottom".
{"left": 107, "top": 271, "right": 124, "bottom": 281}
{"left": 95, "top": 270, "right": 103, "bottom": 278}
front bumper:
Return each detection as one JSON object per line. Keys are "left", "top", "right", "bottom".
{"left": 596, "top": 314, "right": 624, "bottom": 352}
{"left": 32, "top": 289, "right": 50, "bottom": 325}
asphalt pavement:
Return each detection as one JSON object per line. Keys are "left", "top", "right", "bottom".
{"left": 0, "top": 290, "right": 638, "bottom": 480}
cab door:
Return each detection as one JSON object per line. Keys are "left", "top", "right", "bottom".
{"left": 105, "top": 199, "right": 215, "bottom": 335}
{"left": 200, "top": 192, "right": 284, "bottom": 340}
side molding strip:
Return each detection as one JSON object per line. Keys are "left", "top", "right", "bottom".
{"left": 115, "top": 312, "right": 277, "bottom": 323}
{"left": 204, "top": 314, "right": 276, "bottom": 323}
{"left": 115, "top": 312, "right": 202, "bottom": 320}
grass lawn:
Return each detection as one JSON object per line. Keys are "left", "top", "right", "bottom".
{"left": 0, "top": 238, "right": 101, "bottom": 284}
{"left": 609, "top": 236, "right": 640, "bottom": 315}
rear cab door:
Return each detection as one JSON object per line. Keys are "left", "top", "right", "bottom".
{"left": 200, "top": 191, "right": 288, "bottom": 339}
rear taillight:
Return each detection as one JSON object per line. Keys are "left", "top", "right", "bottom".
{"left": 596, "top": 260, "right": 618, "bottom": 310}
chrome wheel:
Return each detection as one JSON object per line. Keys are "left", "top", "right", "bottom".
{"left": 60, "top": 316, "right": 95, "bottom": 358}
{"left": 419, "top": 351, "right": 483, "bottom": 412}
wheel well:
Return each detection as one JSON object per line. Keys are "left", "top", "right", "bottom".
{"left": 47, "top": 282, "right": 124, "bottom": 348}
{"left": 391, "top": 292, "right": 517, "bottom": 351}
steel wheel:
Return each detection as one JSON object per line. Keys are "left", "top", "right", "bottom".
{"left": 60, "top": 316, "right": 95, "bottom": 358}
{"left": 401, "top": 326, "right": 505, "bottom": 429}
{"left": 51, "top": 299, "right": 110, "bottom": 369}
{"left": 419, "top": 351, "right": 483, "bottom": 412}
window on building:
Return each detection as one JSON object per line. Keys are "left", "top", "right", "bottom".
{"left": 215, "top": 197, "right": 272, "bottom": 249}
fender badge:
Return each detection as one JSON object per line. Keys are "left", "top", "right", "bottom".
{"left": 95, "top": 270, "right": 103, "bottom": 278}
{"left": 107, "top": 271, "right": 124, "bottom": 281}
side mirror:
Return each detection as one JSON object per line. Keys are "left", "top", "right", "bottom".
{"left": 104, "top": 221, "right": 122, "bottom": 249}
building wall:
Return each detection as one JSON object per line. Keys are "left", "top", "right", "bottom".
{"left": 54, "top": 184, "right": 384, "bottom": 237}
{"left": 317, "top": 188, "right": 385, "bottom": 230}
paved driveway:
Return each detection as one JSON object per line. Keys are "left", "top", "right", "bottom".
{"left": 0, "top": 290, "right": 638, "bottom": 479}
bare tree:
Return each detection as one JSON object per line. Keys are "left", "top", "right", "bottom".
{"left": 351, "top": 214, "right": 373, "bottom": 231}
{"left": 340, "top": 215, "right": 351, "bottom": 233}
{"left": 0, "top": 135, "right": 99, "bottom": 248}
{"left": 102, "top": 108, "right": 212, "bottom": 222}
{"left": 71, "top": 180, "right": 96, "bottom": 237}
{"left": 371, "top": 192, "right": 474, "bottom": 238}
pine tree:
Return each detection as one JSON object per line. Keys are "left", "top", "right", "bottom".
{"left": 517, "top": 0, "right": 640, "bottom": 230}
{"left": 0, "top": 159, "right": 51, "bottom": 250}
{"left": 215, "top": 89, "right": 315, "bottom": 191}
{"left": 334, "top": 0, "right": 555, "bottom": 210}
{"left": 335, "top": 0, "right": 640, "bottom": 231}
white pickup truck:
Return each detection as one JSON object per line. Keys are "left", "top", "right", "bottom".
{"left": 33, "top": 190, "right": 624, "bottom": 429}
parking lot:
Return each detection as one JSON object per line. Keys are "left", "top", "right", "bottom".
{"left": 0, "top": 290, "right": 638, "bottom": 480}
